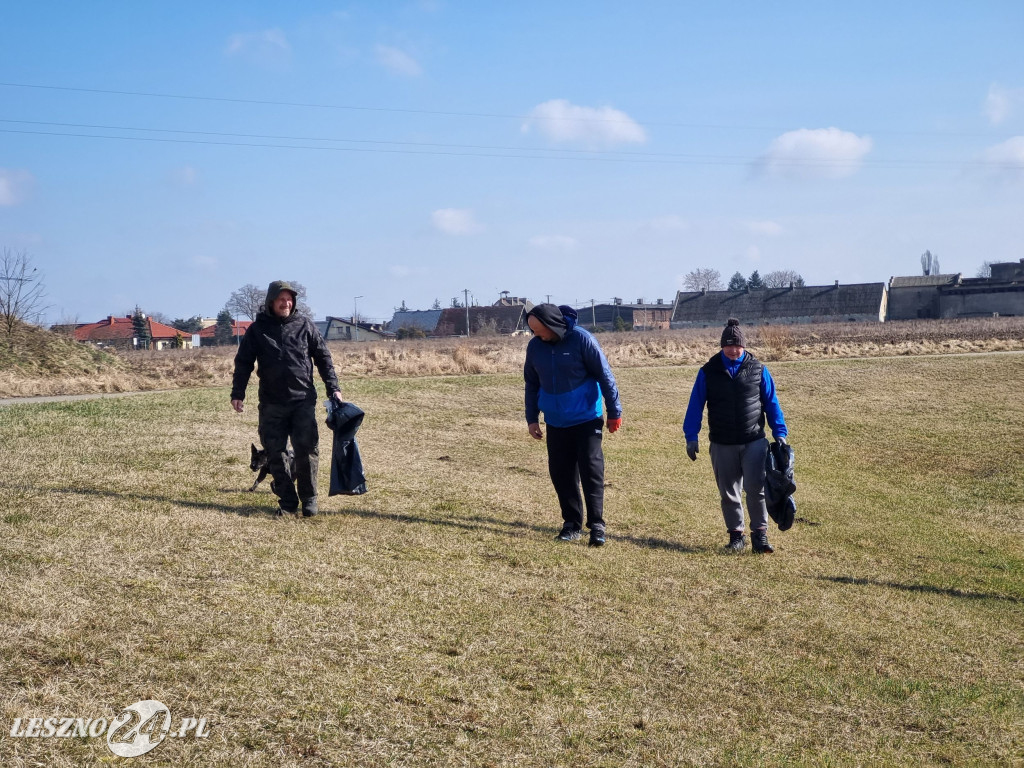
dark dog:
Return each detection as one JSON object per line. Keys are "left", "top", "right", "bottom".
{"left": 249, "top": 443, "right": 295, "bottom": 492}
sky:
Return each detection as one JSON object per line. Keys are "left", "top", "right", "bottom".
{"left": 2, "top": 1, "right": 1023, "bottom": 325}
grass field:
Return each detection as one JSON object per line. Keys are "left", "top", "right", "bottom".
{"left": 1, "top": 353, "right": 1022, "bottom": 766}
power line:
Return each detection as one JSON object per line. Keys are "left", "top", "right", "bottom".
{"left": 1, "top": 80, "right": 1016, "bottom": 138}
{"left": 2, "top": 126, "right": 1015, "bottom": 169}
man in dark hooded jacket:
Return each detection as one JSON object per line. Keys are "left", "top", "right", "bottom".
{"left": 524, "top": 303, "right": 622, "bottom": 546}
{"left": 231, "top": 280, "right": 343, "bottom": 517}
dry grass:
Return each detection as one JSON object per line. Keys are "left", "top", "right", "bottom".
{"left": 1, "top": 354, "right": 1022, "bottom": 766}
{"left": 4, "top": 315, "right": 1024, "bottom": 399}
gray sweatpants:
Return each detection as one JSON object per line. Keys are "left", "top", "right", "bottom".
{"left": 709, "top": 438, "right": 769, "bottom": 532}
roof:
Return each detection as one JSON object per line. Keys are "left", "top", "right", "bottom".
{"left": 389, "top": 309, "right": 444, "bottom": 333}
{"left": 436, "top": 305, "right": 526, "bottom": 335}
{"left": 74, "top": 315, "right": 194, "bottom": 342}
{"left": 672, "top": 283, "right": 886, "bottom": 324}
{"left": 889, "top": 274, "right": 961, "bottom": 288}
{"left": 197, "top": 320, "right": 252, "bottom": 337}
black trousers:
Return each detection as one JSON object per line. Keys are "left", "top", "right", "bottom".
{"left": 258, "top": 400, "right": 319, "bottom": 511}
{"left": 545, "top": 418, "right": 605, "bottom": 530}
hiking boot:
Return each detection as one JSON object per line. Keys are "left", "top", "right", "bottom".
{"left": 726, "top": 530, "right": 747, "bottom": 552}
{"left": 588, "top": 525, "right": 606, "bottom": 547}
{"left": 751, "top": 529, "right": 774, "bottom": 554}
{"left": 301, "top": 499, "right": 318, "bottom": 517}
{"left": 555, "top": 526, "right": 582, "bottom": 542}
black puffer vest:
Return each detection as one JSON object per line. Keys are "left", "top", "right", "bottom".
{"left": 703, "top": 353, "right": 765, "bottom": 445}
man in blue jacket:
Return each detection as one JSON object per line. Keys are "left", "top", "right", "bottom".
{"left": 524, "top": 303, "right": 622, "bottom": 546}
{"left": 683, "top": 318, "right": 788, "bottom": 553}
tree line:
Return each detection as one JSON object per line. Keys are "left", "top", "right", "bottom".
{"left": 683, "top": 268, "right": 806, "bottom": 293}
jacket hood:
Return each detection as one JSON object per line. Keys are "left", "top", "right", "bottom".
{"left": 265, "top": 280, "right": 298, "bottom": 318}
{"left": 526, "top": 303, "right": 576, "bottom": 339}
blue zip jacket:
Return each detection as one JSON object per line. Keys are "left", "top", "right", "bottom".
{"left": 683, "top": 351, "right": 787, "bottom": 442}
{"left": 524, "top": 307, "right": 622, "bottom": 428}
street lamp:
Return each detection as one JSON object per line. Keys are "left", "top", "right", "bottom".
{"left": 353, "top": 296, "right": 363, "bottom": 342}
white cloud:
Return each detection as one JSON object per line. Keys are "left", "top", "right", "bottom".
{"left": 375, "top": 45, "right": 422, "bottom": 77}
{"left": 432, "top": 208, "right": 482, "bottom": 235}
{"left": 528, "top": 235, "right": 578, "bottom": 252}
{"left": 982, "top": 136, "right": 1024, "bottom": 179}
{"left": 644, "top": 215, "right": 688, "bottom": 232}
{"left": 985, "top": 84, "right": 1012, "bottom": 125}
{"left": 224, "top": 29, "right": 291, "bottom": 60}
{"left": 0, "top": 169, "right": 33, "bottom": 206}
{"left": 521, "top": 99, "right": 647, "bottom": 147}
{"left": 171, "top": 166, "right": 198, "bottom": 187}
{"left": 744, "top": 245, "right": 762, "bottom": 261}
{"left": 744, "top": 220, "right": 784, "bottom": 236}
{"left": 758, "top": 127, "right": 873, "bottom": 179}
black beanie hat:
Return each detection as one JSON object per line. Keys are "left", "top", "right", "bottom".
{"left": 721, "top": 317, "right": 746, "bottom": 347}
{"left": 526, "top": 303, "right": 568, "bottom": 340}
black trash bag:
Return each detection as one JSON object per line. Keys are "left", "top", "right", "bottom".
{"left": 325, "top": 400, "right": 367, "bottom": 496}
{"left": 765, "top": 440, "right": 796, "bottom": 531}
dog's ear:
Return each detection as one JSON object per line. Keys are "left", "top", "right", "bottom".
{"left": 251, "top": 443, "right": 258, "bottom": 457}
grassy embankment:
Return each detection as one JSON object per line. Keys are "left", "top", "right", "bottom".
{"left": 1, "top": 353, "right": 1022, "bottom": 766}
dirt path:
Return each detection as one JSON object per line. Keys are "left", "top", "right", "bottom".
{"left": 0, "top": 389, "right": 185, "bottom": 407}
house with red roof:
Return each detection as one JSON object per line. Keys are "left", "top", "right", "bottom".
{"left": 74, "top": 315, "right": 195, "bottom": 350}
{"left": 196, "top": 320, "right": 252, "bottom": 347}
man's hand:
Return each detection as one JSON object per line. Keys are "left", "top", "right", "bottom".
{"left": 231, "top": 399, "right": 244, "bottom": 414}
{"left": 331, "top": 391, "right": 344, "bottom": 404}
{"left": 606, "top": 417, "right": 622, "bottom": 433}
{"left": 686, "top": 440, "right": 699, "bottom": 461}
{"left": 777, "top": 436, "right": 788, "bottom": 446}
{"left": 528, "top": 422, "right": 543, "bottom": 440}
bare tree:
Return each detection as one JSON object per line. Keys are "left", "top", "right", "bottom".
{"left": 227, "top": 281, "right": 313, "bottom": 320}
{"left": 921, "top": 250, "right": 940, "bottom": 276}
{"left": 976, "top": 261, "right": 995, "bottom": 278}
{"left": 226, "top": 283, "right": 266, "bottom": 321}
{"left": 763, "top": 269, "right": 805, "bottom": 288}
{"left": 683, "top": 268, "right": 723, "bottom": 292}
{"left": 0, "top": 247, "right": 47, "bottom": 344}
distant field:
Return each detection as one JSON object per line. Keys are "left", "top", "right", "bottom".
{"left": 2, "top": 315, "right": 1024, "bottom": 397}
{"left": 1, "top": 354, "right": 1022, "bottom": 766}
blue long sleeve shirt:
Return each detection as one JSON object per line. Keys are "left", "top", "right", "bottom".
{"left": 683, "top": 351, "right": 787, "bottom": 442}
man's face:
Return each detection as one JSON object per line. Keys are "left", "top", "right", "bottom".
{"left": 272, "top": 291, "right": 295, "bottom": 318}
{"left": 528, "top": 315, "right": 558, "bottom": 342}
{"left": 722, "top": 344, "right": 744, "bottom": 360}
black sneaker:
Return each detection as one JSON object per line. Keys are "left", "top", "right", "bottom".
{"left": 726, "top": 530, "right": 747, "bottom": 552}
{"left": 588, "top": 525, "right": 606, "bottom": 547}
{"left": 751, "top": 529, "right": 774, "bottom": 554}
{"left": 555, "top": 526, "right": 582, "bottom": 542}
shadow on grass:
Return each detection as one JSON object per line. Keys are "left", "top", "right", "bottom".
{"left": 5, "top": 482, "right": 703, "bottom": 552}
{"left": 329, "top": 507, "right": 703, "bottom": 553}
{"left": 816, "top": 575, "right": 1022, "bottom": 604}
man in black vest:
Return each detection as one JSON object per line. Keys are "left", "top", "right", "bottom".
{"left": 683, "top": 318, "right": 788, "bottom": 552}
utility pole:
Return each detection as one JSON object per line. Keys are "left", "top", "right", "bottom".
{"left": 545, "top": 294, "right": 551, "bottom": 304}
{"left": 463, "top": 289, "right": 470, "bottom": 336}
{"left": 353, "top": 295, "right": 363, "bottom": 342}
{"left": 591, "top": 299, "right": 596, "bottom": 330}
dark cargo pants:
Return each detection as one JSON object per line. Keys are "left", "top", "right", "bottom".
{"left": 545, "top": 417, "right": 606, "bottom": 531}
{"left": 258, "top": 401, "right": 319, "bottom": 512}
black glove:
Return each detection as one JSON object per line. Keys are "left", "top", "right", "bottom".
{"left": 686, "top": 441, "right": 699, "bottom": 461}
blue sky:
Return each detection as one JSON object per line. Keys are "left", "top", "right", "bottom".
{"left": 2, "top": 2, "right": 1023, "bottom": 324}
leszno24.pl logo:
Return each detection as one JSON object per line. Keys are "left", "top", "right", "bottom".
{"left": 10, "top": 699, "right": 210, "bottom": 757}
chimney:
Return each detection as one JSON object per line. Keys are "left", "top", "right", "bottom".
{"left": 108, "top": 316, "right": 116, "bottom": 325}
{"left": 834, "top": 280, "right": 839, "bottom": 287}
{"left": 657, "top": 298, "right": 664, "bottom": 305}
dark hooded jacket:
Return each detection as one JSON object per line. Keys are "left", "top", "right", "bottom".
{"left": 231, "top": 281, "right": 340, "bottom": 405}
{"left": 326, "top": 400, "right": 367, "bottom": 496}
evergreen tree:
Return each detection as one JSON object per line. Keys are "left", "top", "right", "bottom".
{"left": 214, "top": 309, "right": 234, "bottom": 346}
{"left": 747, "top": 270, "right": 765, "bottom": 290}
{"left": 614, "top": 315, "right": 630, "bottom": 332}
{"left": 728, "top": 271, "right": 748, "bottom": 291}
{"left": 171, "top": 315, "right": 204, "bottom": 333}
{"left": 131, "top": 306, "right": 151, "bottom": 350}
{"left": 431, "top": 298, "right": 442, "bottom": 310}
